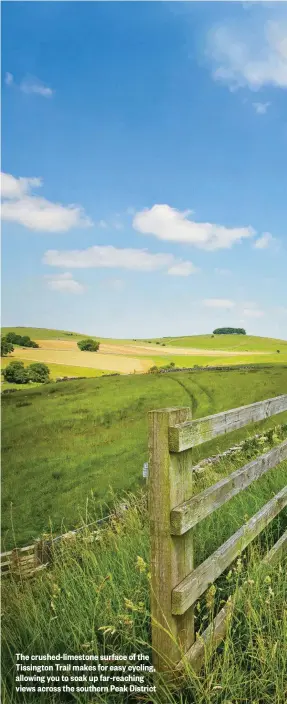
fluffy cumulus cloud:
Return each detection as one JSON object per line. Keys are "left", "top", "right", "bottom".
{"left": 133, "top": 204, "right": 255, "bottom": 250}
{"left": 45, "top": 272, "right": 84, "bottom": 294}
{"left": 43, "top": 244, "right": 197, "bottom": 277}
{"left": 253, "top": 232, "right": 276, "bottom": 249}
{"left": 167, "top": 260, "right": 198, "bottom": 276}
{"left": 1, "top": 172, "right": 92, "bottom": 232}
{"left": 207, "top": 19, "right": 287, "bottom": 90}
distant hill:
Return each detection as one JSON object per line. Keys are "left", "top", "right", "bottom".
{"left": 2, "top": 327, "right": 287, "bottom": 353}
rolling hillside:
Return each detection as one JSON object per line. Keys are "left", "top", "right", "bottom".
{"left": 2, "top": 327, "right": 287, "bottom": 380}
{"left": 2, "top": 365, "right": 287, "bottom": 549}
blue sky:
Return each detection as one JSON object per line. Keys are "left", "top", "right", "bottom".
{"left": 2, "top": 1, "right": 287, "bottom": 339}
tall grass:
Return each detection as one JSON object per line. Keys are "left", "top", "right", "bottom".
{"left": 2, "top": 428, "right": 287, "bottom": 703}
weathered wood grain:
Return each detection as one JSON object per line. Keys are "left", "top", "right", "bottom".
{"left": 169, "top": 395, "right": 287, "bottom": 452}
{"left": 176, "top": 526, "right": 287, "bottom": 673}
{"left": 263, "top": 529, "right": 287, "bottom": 566}
{"left": 148, "top": 406, "right": 195, "bottom": 671}
{"left": 171, "top": 440, "right": 287, "bottom": 535}
{"left": 172, "top": 485, "right": 287, "bottom": 615}
{"left": 176, "top": 597, "right": 234, "bottom": 674}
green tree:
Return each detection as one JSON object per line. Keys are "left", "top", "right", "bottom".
{"left": 212, "top": 327, "right": 246, "bottom": 335}
{"left": 1, "top": 337, "right": 14, "bottom": 357}
{"left": 4, "top": 332, "right": 39, "bottom": 348}
{"left": 2, "top": 361, "right": 29, "bottom": 384}
{"left": 77, "top": 338, "right": 100, "bottom": 352}
{"left": 28, "top": 363, "right": 50, "bottom": 383}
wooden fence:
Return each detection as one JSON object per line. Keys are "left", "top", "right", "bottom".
{"left": 148, "top": 394, "right": 287, "bottom": 674}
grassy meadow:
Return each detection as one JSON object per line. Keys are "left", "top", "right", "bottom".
{"left": 2, "top": 328, "right": 287, "bottom": 703}
{"left": 2, "top": 438, "right": 287, "bottom": 703}
{"left": 2, "top": 365, "right": 287, "bottom": 549}
{"left": 2, "top": 328, "right": 287, "bottom": 383}
{"left": 145, "top": 333, "right": 287, "bottom": 353}
{"left": 1, "top": 356, "right": 110, "bottom": 391}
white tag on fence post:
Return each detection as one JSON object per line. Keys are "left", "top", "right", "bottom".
{"left": 142, "top": 462, "right": 149, "bottom": 479}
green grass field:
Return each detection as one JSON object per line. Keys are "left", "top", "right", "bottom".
{"left": 3, "top": 327, "right": 287, "bottom": 352}
{"left": 2, "top": 333, "right": 287, "bottom": 704}
{"left": 2, "top": 365, "right": 287, "bottom": 549}
{"left": 144, "top": 333, "right": 287, "bottom": 353}
{"left": 1, "top": 326, "right": 133, "bottom": 345}
{"left": 1, "top": 356, "right": 111, "bottom": 391}
{"left": 2, "top": 451, "right": 287, "bottom": 703}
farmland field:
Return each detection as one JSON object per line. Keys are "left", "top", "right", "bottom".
{"left": 2, "top": 364, "right": 287, "bottom": 549}
{"left": 2, "top": 327, "right": 287, "bottom": 378}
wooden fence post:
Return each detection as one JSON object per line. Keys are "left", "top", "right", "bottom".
{"left": 148, "top": 407, "right": 195, "bottom": 672}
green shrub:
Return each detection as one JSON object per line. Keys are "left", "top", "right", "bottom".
{"left": 1, "top": 337, "right": 14, "bottom": 357}
{"left": 2, "top": 361, "right": 29, "bottom": 384}
{"left": 4, "top": 332, "right": 39, "bottom": 348}
{"left": 77, "top": 338, "right": 100, "bottom": 352}
{"left": 27, "top": 363, "right": 50, "bottom": 383}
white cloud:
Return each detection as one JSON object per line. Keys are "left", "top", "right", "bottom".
{"left": 45, "top": 272, "right": 84, "bottom": 294}
{"left": 5, "top": 72, "right": 14, "bottom": 86}
{"left": 1, "top": 172, "right": 42, "bottom": 199}
{"left": 4, "top": 72, "right": 53, "bottom": 97}
{"left": 203, "top": 298, "right": 235, "bottom": 309}
{"left": 43, "top": 244, "right": 197, "bottom": 276}
{"left": 252, "top": 101, "right": 270, "bottom": 114}
{"left": 20, "top": 75, "right": 54, "bottom": 98}
{"left": 133, "top": 204, "right": 255, "bottom": 251}
{"left": 1, "top": 172, "right": 92, "bottom": 232}
{"left": 253, "top": 232, "right": 276, "bottom": 249}
{"left": 243, "top": 307, "right": 264, "bottom": 318}
{"left": 102, "top": 278, "right": 126, "bottom": 291}
{"left": 207, "top": 20, "right": 287, "bottom": 90}
{"left": 167, "top": 260, "right": 199, "bottom": 277}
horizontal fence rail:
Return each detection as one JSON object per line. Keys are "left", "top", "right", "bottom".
{"left": 170, "top": 440, "right": 287, "bottom": 535}
{"left": 148, "top": 394, "right": 287, "bottom": 674}
{"left": 168, "top": 395, "right": 287, "bottom": 452}
{"left": 172, "top": 485, "right": 287, "bottom": 616}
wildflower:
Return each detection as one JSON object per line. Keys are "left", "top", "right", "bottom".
{"left": 268, "top": 586, "right": 275, "bottom": 598}
{"left": 98, "top": 626, "right": 116, "bottom": 635}
{"left": 235, "top": 558, "right": 243, "bottom": 574}
{"left": 136, "top": 556, "right": 147, "bottom": 573}
{"left": 247, "top": 579, "right": 255, "bottom": 586}
{"left": 205, "top": 584, "right": 216, "bottom": 610}
{"left": 264, "top": 575, "right": 271, "bottom": 585}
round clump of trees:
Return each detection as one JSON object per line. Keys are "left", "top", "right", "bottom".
{"left": 2, "top": 361, "right": 50, "bottom": 385}
{"left": 4, "top": 332, "right": 39, "bottom": 348}
{"left": 77, "top": 338, "right": 100, "bottom": 352}
{"left": 212, "top": 327, "right": 246, "bottom": 335}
